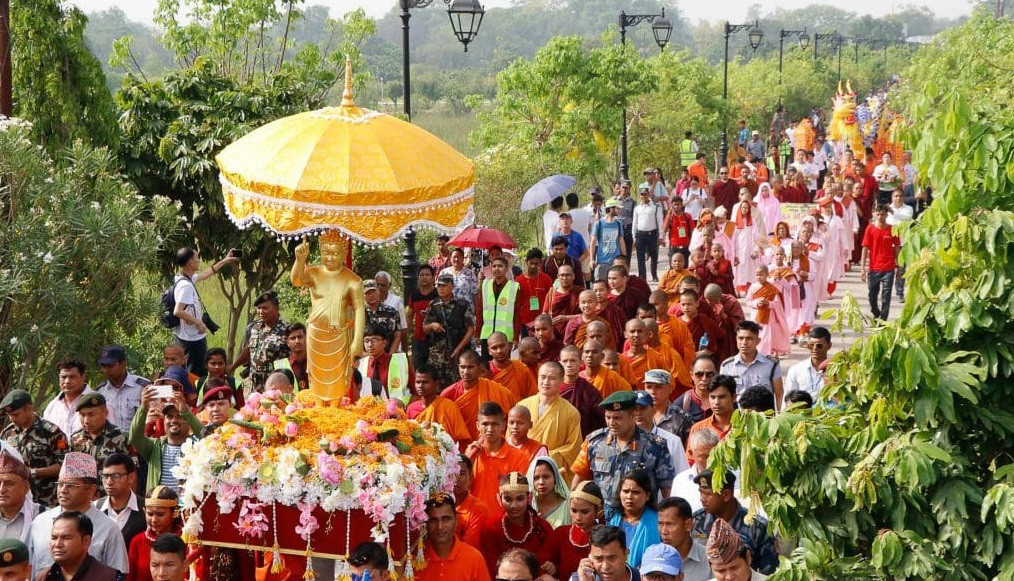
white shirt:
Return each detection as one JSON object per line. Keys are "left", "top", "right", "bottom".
{"left": 173, "top": 274, "right": 205, "bottom": 341}
{"left": 97, "top": 491, "right": 140, "bottom": 531}
{"left": 792, "top": 161, "right": 820, "bottom": 191}
{"left": 652, "top": 425, "right": 690, "bottom": 480}
{"left": 886, "top": 203, "right": 914, "bottom": 226}
{"left": 568, "top": 207, "right": 594, "bottom": 247}
{"left": 632, "top": 202, "right": 664, "bottom": 235}
{"left": 783, "top": 359, "right": 825, "bottom": 407}
{"left": 671, "top": 468, "right": 703, "bottom": 512}
{"left": 543, "top": 209, "right": 560, "bottom": 250}
{"left": 681, "top": 187, "right": 708, "bottom": 220}
{"left": 42, "top": 387, "right": 96, "bottom": 438}
{"left": 29, "top": 505, "right": 129, "bottom": 574}
{"left": 382, "top": 292, "right": 408, "bottom": 330}
{"left": 97, "top": 373, "right": 148, "bottom": 432}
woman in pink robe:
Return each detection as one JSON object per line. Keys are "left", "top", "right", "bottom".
{"left": 732, "top": 201, "right": 766, "bottom": 296}
{"left": 755, "top": 182, "right": 783, "bottom": 236}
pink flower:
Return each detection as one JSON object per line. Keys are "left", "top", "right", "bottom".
{"left": 385, "top": 399, "right": 400, "bottom": 417}
{"left": 338, "top": 436, "right": 355, "bottom": 450}
{"left": 316, "top": 452, "right": 343, "bottom": 485}
{"left": 285, "top": 404, "right": 297, "bottom": 415}
{"left": 284, "top": 422, "right": 299, "bottom": 438}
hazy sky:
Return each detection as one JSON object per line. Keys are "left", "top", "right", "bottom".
{"left": 70, "top": 0, "right": 972, "bottom": 26}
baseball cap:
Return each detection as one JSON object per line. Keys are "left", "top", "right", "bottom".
{"left": 436, "top": 273, "right": 454, "bottom": 285}
{"left": 640, "top": 543, "right": 683, "bottom": 576}
{"left": 98, "top": 345, "right": 127, "bottom": 365}
{"left": 604, "top": 198, "right": 620, "bottom": 209}
{"left": 633, "top": 391, "right": 654, "bottom": 408}
{"left": 363, "top": 279, "right": 378, "bottom": 292}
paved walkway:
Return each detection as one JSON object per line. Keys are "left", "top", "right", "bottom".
{"left": 641, "top": 246, "right": 899, "bottom": 369}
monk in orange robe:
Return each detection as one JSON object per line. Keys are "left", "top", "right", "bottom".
{"left": 620, "top": 318, "right": 670, "bottom": 390}
{"left": 658, "top": 250, "right": 693, "bottom": 303}
{"left": 506, "top": 405, "right": 547, "bottom": 466}
{"left": 601, "top": 347, "right": 636, "bottom": 386}
{"left": 487, "top": 332, "right": 536, "bottom": 399}
{"left": 407, "top": 367, "right": 471, "bottom": 443}
{"left": 648, "top": 291, "right": 696, "bottom": 367}
{"left": 563, "top": 290, "right": 616, "bottom": 349}
{"left": 441, "top": 351, "right": 519, "bottom": 442}
{"left": 580, "top": 339, "right": 632, "bottom": 397}
{"left": 417, "top": 498, "right": 492, "bottom": 581}
{"left": 642, "top": 318, "right": 692, "bottom": 395}
{"left": 454, "top": 458, "right": 492, "bottom": 548}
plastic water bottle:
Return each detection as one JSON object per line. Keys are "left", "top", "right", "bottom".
{"left": 699, "top": 332, "right": 710, "bottom": 351}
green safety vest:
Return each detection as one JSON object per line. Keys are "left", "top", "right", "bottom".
{"left": 779, "top": 140, "right": 792, "bottom": 156}
{"left": 479, "top": 279, "right": 519, "bottom": 341}
{"left": 679, "top": 139, "right": 696, "bottom": 167}
{"left": 357, "top": 352, "right": 411, "bottom": 404}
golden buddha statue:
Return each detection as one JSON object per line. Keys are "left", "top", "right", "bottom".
{"left": 291, "top": 231, "right": 365, "bottom": 400}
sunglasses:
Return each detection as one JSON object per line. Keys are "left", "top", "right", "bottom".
{"left": 693, "top": 371, "right": 716, "bottom": 379}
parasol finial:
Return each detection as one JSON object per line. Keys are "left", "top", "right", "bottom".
{"left": 341, "top": 56, "right": 355, "bottom": 108}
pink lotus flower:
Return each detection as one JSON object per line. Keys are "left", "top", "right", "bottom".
{"left": 284, "top": 422, "right": 299, "bottom": 438}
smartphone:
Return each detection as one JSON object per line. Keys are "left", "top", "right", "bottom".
{"left": 153, "top": 384, "right": 175, "bottom": 399}
{"left": 229, "top": 248, "right": 243, "bottom": 258}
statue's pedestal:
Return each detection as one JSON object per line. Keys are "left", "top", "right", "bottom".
{"left": 192, "top": 494, "right": 415, "bottom": 560}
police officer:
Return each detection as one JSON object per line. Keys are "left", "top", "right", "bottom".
{"left": 0, "top": 389, "right": 67, "bottom": 508}
{"left": 691, "top": 469, "right": 778, "bottom": 575}
{"left": 570, "top": 391, "right": 675, "bottom": 519}
{"left": 70, "top": 393, "right": 131, "bottom": 472}
{"left": 230, "top": 290, "right": 290, "bottom": 392}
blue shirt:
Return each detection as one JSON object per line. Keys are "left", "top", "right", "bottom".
{"left": 593, "top": 219, "right": 624, "bottom": 264}
{"left": 556, "top": 230, "right": 588, "bottom": 262}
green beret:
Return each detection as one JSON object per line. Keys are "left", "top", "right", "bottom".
{"left": 0, "top": 538, "right": 28, "bottom": 566}
{"left": 74, "top": 392, "right": 107, "bottom": 412}
{"left": 0, "top": 390, "right": 32, "bottom": 413}
{"left": 599, "top": 390, "right": 638, "bottom": 411}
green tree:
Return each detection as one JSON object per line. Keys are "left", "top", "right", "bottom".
{"left": 11, "top": 1, "right": 118, "bottom": 150}
{"left": 0, "top": 120, "right": 178, "bottom": 396}
{"left": 709, "top": 12, "right": 1014, "bottom": 579}
{"left": 114, "top": 2, "right": 364, "bottom": 357}
{"left": 469, "top": 34, "right": 655, "bottom": 247}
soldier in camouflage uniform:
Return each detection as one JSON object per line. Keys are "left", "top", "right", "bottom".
{"left": 691, "top": 469, "right": 779, "bottom": 575}
{"left": 230, "top": 290, "right": 289, "bottom": 392}
{"left": 0, "top": 389, "right": 68, "bottom": 508}
{"left": 69, "top": 392, "right": 130, "bottom": 472}
{"left": 570, "top": 391, "right": 675, "bottom": 519}
{"left": 364, "top": 279, "right": 404, "bottom": 352}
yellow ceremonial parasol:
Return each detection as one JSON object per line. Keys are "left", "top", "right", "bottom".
{"left": 216, "top": 59, "right": 475, "bottom": 243}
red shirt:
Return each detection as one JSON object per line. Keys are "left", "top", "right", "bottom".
{"left": 667, "top": 211, "right": 695, "bottom": 247}
{"left": 409, "top": 288, "right": 438, "bottom": 341}
{"left": 516, "top": 272, "right": 554, "bottom": 327}
{"left": 862, "top": 222, "right": 900, "bottom": 272}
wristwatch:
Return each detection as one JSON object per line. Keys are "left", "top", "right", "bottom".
{"left": 29, "top": 468, "right": 37, "bottom": 478}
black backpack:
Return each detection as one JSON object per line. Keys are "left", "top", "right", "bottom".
{"left": 159, "top": 277, "right": 183, "bottom": 329}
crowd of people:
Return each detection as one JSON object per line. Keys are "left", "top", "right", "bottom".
{"left": 0, "top": 108, "right": 933, "bottom": 581}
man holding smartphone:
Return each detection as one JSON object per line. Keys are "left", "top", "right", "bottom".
{"left": 171, "top": 247, "right": 239, "bottom": 376}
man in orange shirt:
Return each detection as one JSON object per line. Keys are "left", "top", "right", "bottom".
{"left": 488, "top": 332, "right": 537, "bottom": 399}
{"left": 685, "top": 375, "right": 736, "bottom": 466}
{"left": 442, "top": 351, "right": 518, "bottom": 442}
{"left": 416, "top": 494, "right": 491, "bottom": 581}
{"left": 506, "top": 405, "right": 547, "bottom": 465}
{"left": 454, "top": 454, "right": 492, "bottom": 548}
{"left": 516, "top": 248, "right": 554, "bottom": 329}
{"left": 688, "top": 153, "right": 710, "bottom": 188}
{"left": 466, "top": 401, "right": 530, "bottom": 509}
{"left": 580, "top": 339, "right": 631, "bottom": 398}
{"left": 406, "top": 366, "right": 470, "bottom": 443}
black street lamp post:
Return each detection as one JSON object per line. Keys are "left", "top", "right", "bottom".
{"left": 399, "top": 0, "right": 485, "bottom": 122}
{"left": 813, "top": 30, "right": 838, "bottom": 60}
{"left": 398, "top": 0, "right": 485, "bottom": 299}
{"left": 617, "top": 7, "right": 672, "bottom": 181}
{"left": 778, "top": 28, "right": 809, "bottom": 104}
{"left": 834, "top": 35, "right": 844, "bottom": 83}
{"left": 721, "top": 20, "right": 763, "bottom": 164}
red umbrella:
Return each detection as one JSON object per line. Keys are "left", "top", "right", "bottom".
{"left": 448, "top": 226, "right": 516, "bottom": 250}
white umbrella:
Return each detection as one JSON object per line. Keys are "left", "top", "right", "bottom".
{"left": 520, "top": 174, "right": 576, "bottom": 211}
